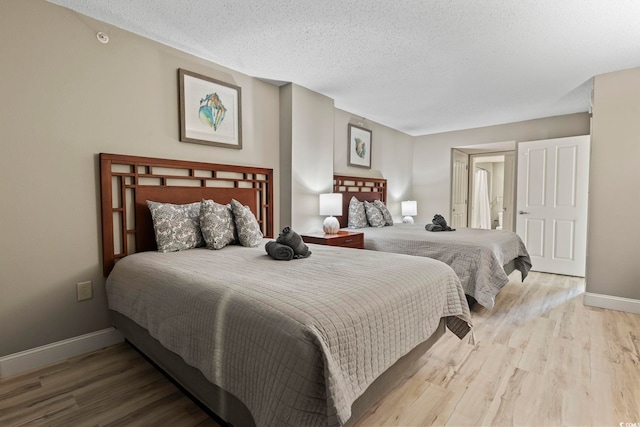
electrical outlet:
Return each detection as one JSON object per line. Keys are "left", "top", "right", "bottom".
{"left": 76, "top": 281, "right": 93, "bottom": 301}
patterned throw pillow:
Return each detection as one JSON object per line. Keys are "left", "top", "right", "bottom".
{"left": 146, "top": 200, "right": 204, "bottom": 252}
{"left": 364, "top": 201, "right": 386, "bottom": 227}
{"left": 347, "top": 196, "right": 368, "bottom": 228}
{"left": 230, "top": 199, "right": 263, "bottom": 247}
{"left": 374, "top": 199, "right": 394, "bottom": 226}
{"left": 200, "top": 199, "right": 237, "bottom": 250}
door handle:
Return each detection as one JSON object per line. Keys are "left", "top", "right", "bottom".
{"left": 518, "top": 210, "right": 530, "bottom": 215}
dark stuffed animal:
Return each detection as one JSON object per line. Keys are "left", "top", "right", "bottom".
{"left": 432, "top": 214, "right": 455, "bottom": 231}
{"left": 276, "top": 226, "right": 312, "bottom": 258}
{"left": 265, "top": 240, "right": 294, "bottom": 260}
{"left": 425, "top": 223, "right": 443, "bottom": 232}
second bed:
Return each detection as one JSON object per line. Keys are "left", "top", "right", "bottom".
{"left": 333, "top": 175, "right": 532, "bottom": 309}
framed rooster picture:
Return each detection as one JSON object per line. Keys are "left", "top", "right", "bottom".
{"left": 347, "top": 124, "right": 372, "bottom": 169}
{"left": 179, "top": 69, "right": 242, "bottom": 149}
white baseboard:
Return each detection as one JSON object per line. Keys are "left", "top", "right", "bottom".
{"left": 0, "top": 327, "right": 124, "bottom": 379}
{"left": 583, "top": 292, "right": 640, "bottom": 314}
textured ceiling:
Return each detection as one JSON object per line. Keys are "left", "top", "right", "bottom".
{"left": 48, "top": 0, "right": 640, "bottom": 135}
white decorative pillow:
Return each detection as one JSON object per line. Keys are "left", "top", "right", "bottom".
{"left": 364, "top": 201, "right": 386, "bottom": 227}
{"left": 200, "top": 199, "right": 237, "bottom": 250}
{"left": 146, "top": 200, "right": 204, "bottom": 252}
{"left": 374, "top": 199, "right": 394, "bottom": 226}
{"left": 348, "top": 196, "right": 368, "bottom": 228}
{"left": 230, "top": 199, "right": 263, "bottom": 247}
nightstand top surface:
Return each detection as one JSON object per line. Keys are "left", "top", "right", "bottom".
{"left": 302, "top": 230, "right": 363, "bottom": 239}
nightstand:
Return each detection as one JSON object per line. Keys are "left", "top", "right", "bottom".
{"left": 301, "top": 230, "right": 364, "bottom": 249}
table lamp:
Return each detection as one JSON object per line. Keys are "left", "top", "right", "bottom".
{"left": 319, "top": 193, "right": 342, "bottom": 234}
{"left": 401, "top": 200, "right": 417, "bottom": 224}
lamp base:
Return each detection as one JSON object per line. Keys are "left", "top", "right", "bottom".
{"left": 323, "top": 216, "right": 340, "bottom": 234}
{"left": 402, "top": 216, "right": 414, "bottom": 224}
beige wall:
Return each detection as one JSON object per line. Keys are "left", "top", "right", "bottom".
{"left": 334, "top": 110, "right": 414, "bottom": 221}
{"left": 0, "top": 0, "right": 280, "bottom": 356}
{"left": 587, "top": 67, "right": 640, "bottom": 300}
{"left": 286, "top": 84, "right": 336, "bottom": 234}
{"left": 279, "top": 85, "right": 294, "bottom": 229}
{"left": 412, "top": 113, "right": 590, "bottom": 224}
{"left": 6, "top": 0, "right": 634, "bottom": 358}
{"left": 280, "top": 94, "right": 414, "bottom": 233}
{"left": 0, "top": 0, "right": 418, "bottom": 356}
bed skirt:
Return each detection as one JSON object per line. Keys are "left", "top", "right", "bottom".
{"left": 110, "top": 310, "right": 446, "bottom": 426}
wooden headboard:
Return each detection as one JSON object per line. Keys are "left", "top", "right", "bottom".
{"left": 100, "top": 153, "right": 274, "bottom": 276}
{"left": 333, "top": 175, "right": 387, "bottom": 228}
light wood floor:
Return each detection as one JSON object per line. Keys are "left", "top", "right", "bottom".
{"left": 0, "top": 343, "right": 221, "bottom": 427}
{"left": 1, "top": 271, "right": 639, "bottom": 426}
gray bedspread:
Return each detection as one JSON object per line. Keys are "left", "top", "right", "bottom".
{"left": 358, "top": 225, "right": 532, "bottom": 309}
{"left": 106, "top": 240, "right": 471, "bottom": 427}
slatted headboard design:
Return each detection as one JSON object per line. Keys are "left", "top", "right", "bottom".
{"left": 100, "top": 153, "right": 274, "bottom": 276}
{"left": 333, "top": 175, "right": 387, "bottom": 228}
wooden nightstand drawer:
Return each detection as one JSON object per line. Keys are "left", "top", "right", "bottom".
{"left": 302, "top": 231, "right": 364, "bottom": 249}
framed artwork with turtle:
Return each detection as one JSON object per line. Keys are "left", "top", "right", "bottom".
{"left": 347, "top": 123, "right": 372, "bottom": 169}
{"left": 178, "top": 68, "right": 242, "bottom": 149}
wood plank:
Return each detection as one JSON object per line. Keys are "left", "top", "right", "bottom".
{"left": 0, "top": 345, "right": 221, "bottom": 427}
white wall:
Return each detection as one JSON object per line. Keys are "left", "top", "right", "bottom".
{"left": 587, "top": 67, "right": 640, "bottom": 300}
{"left": 412, "top": 113, "right": 590, "bottom": 224}
{"left": 0, "top": 0, "right": 280, "bottom": 356}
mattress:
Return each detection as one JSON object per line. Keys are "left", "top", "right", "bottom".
{"left": 357, "top": 224, "right": 532, "bottom": 309}
{"left": 106, "top": 240, "right": 471, "bottom": 427}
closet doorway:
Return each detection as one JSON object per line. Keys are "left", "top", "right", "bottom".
{"left": 450, "top": 142, "right": 515, "bottom": 231}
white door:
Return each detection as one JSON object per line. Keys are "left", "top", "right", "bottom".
{"left": 516, "top": 135, "right": 590, "bottom": 276}
{"left": 451, "top": 149, "right": 469, "bottom": 228}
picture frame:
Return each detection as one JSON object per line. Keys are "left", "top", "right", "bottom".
{"left": 347, "top": 124, "right": 372, "bottom": 169}
{"left": 179, "top": 69, "right": 242, "bottom": 149}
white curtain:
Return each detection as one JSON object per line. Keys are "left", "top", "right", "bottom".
{"left": 472, "top": 169, "right": 491, "bottom": 229}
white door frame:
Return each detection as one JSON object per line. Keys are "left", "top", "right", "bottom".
{"left": 451, "top": 142, "right": 516, "bottom": 229}
{"left": 503, "top": 152, "right": 516, "bottom": 231}
{"left": 450, "top": 149, "right": 469, "bottom": 228}
{"left": 468, "top": 151, "right": 514, "bottom": 230}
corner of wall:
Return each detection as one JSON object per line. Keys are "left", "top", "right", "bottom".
{"left": 279, "top": 84, "right": 293, "bottom": 230}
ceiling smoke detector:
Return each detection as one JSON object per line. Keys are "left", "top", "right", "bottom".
{"left": 96, "top": 32, "right": 109, "bottom": 44}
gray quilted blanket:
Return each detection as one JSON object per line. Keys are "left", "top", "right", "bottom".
{"left": 359, "top": 225, "right": 532, "bottom": 309}
{"left": 106, "top": 241, "right": 471, "bottom": 427}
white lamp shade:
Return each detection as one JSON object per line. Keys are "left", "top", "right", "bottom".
{"left": 319, "top": 193, "right": 343, "bottom": 216}
{"left": 401, "top": 200, "right": 417, "bottom": 216}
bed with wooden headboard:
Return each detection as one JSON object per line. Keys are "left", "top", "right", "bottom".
{"left": 100, "top": 152, "right": 273, "bottom": 276}
{"left": 98, "top": 154, "right": 472, "bottom": 427}
{"left": 100, "top": 153, "right": 276, "bottom": 425}
{"left": 333, "top": 174, "right": 387, "bottom": 229}
{"left": 334, "top": 174, "right": 532, "bottom": 310}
